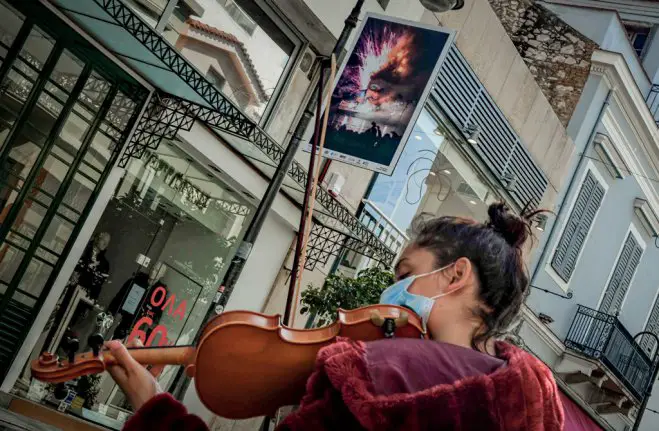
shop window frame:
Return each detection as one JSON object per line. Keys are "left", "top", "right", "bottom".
{"left": 151, "top": 0, "right": 304, "bottom": 132}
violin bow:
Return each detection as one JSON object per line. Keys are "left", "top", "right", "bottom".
{"left": 289, "top": 54, "right": 337, "bottom": 326}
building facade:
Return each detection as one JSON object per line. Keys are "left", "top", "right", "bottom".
{"left": 0, "top": 0, "right": 588, "bottom": 430}
{"left": 518, "top": 1, "right": 659, "bottom": 430}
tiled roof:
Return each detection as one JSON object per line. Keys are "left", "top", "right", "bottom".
{"left": 185, "top": 18, "right": 268, "bottom": 101}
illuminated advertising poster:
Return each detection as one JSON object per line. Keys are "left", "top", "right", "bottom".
{"left": 306, "top": 14, "right": 453, "bottom": 175}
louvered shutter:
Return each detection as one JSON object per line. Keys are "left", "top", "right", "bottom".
{"left": 600, "top": 233, "right": 643, "bottom": 315}
{"left": 432, "top": 46, "right": 548, "bottom": 209}
{"left": 642, "top": 295, "right": 659, "bottom": 353}
{"left": 551, "top": 172, "right": 605, "bottom": 281}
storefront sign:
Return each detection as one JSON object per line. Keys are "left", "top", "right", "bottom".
{"left": 305, "top": 14, "right": 453, "bottom": 175}
{"left": 128, "top": 286, "right": 187, "bottom": 347}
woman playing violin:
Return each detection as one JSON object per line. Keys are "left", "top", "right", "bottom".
{"left": 106, "top": 202, "right": 564, "bottom": 430}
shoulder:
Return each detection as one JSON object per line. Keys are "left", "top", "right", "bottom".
{"left": 363, "top": 338, "right": 506, "bottom": 395}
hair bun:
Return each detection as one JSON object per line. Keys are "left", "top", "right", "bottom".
{"left": 487, "top": 202, "right": 529, "bottom": 248}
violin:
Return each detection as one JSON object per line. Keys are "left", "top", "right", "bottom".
{"left": 31, "top": 304, "right": 426, "bottom": 419}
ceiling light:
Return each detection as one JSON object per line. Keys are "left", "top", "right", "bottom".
{"left": 443, "top": 169, "right": 451, "bottom": 175}
{"left": 464, "top": 124, "right": 481, "bottom": 145}
{"left": 535, "top": 214, "right": 548, "bottom": 232}
{"left": 469, "top": 200, "right": 477, "bottom": 205}
{"left": 415, "top": 135, "right": 423, "bottom": 141}
{"left": 433, "top": 127, "right": 443, "bottom": 136}
{"left": 420, "top": 0, "right": 464, "bottom": 12}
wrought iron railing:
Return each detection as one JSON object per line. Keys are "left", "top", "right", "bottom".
{"left": 565, "top": 305, "right": 653, "bottom": 401}
{"left": 646, "top": 84, "right": 659, "bottom": 126}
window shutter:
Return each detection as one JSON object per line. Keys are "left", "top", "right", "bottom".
{"left": 642, "top": 295, "right": 659, "bottom": 353}
{"left": 600, "top": 233, "right": 643, "bottom": 315}
{"left": 551, "top": 172, "right": 605, "bottom": 281}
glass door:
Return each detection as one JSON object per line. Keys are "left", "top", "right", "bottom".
{"left": 0, "top": 1, "right": 145, "bottom": 379}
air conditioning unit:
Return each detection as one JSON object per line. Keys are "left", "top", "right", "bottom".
{"left": 299, "top": 48, "right": 316, "bottom": 78}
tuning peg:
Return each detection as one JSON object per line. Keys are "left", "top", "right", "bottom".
{"left": 53, "top": 383, "right": 68, "bottom": 400}
{"left": 64, "top": 336, "right": 79, "bottom": 364}
{"left": 88, "top": 333, "right": 105, "bottom": 356}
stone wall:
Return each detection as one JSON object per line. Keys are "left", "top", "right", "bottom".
{"left": 488, "top": 0, "right": 598, "bottom": 127}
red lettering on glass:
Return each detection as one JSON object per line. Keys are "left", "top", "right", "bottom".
{"left": 128, "top": 317, "right": 153, "bottom": 345}
{"left": 130, "top": 290, "right": 191, "bottom": 346}
{"left": 146, "top": 324, "right": 169, "bottom": 347}
{"left": 162, "top": 294, "right": 176, "bottom": 316}
{"left": 172, "top": 300, "right": 187, "bottom": 321}
{"left": 150, "top": 286, "right": 167, "bottom": 307}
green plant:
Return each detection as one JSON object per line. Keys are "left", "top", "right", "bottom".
{"left": 76, "top": 374, "right": 102, "bottom": 409}
{"left": 300, "top": 267, "right": 395, "bottom": 327}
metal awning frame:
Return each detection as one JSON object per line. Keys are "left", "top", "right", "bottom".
{"left": 58, "top": 0, "right": 395, "bottom": 268}
{"left": 121, "top": 90, "right": 395, "bottom": 269}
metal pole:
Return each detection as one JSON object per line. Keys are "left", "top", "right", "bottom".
{"left": 632, "top": 332, "right": 659, "bottom": 431}
{"left": 208, "top": 0, "right": 364, "bottom": 320}
{"left": 169, "top": 0, "right": 365, "bottom": 400}
{"left": 283, "top": 62, "right": 325, "bottom": 326}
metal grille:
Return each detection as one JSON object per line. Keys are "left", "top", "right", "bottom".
{"left": 0, "top": 298, "right": 32, "bottom": 373}
{"left": 432, "top": 45, "right": 548, "bottom": 209}
{"left": 565, "top": 305, "right": 651, "bottom": 401}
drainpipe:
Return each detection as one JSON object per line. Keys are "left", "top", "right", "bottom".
{"left": 529, "top": 88, "right": 613, "bottom": 287}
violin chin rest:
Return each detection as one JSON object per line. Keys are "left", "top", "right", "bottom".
{"left": 185, "top": 364, "right": 196, "bottom": 378}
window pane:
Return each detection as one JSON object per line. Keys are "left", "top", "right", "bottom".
{"left": 40, "top": 214, "right": 74, "bottom": 256}
{"left": 154, "top": 1, "right": 295, "bottom": 123}
{"left": 17, "top": 257, "right": 53, "bottom": 298}
{"left": 0, "top": 244, "right": 25, "bottom": 285}
{"left": 0, "top": 2, "right": 25, "bottom": 63}
{"left": 8, "top": 198, "right": 46, "bottom": 240}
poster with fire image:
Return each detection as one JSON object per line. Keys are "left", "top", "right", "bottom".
{"left": 305, "top": 14, "right": 453, "bottom": 175}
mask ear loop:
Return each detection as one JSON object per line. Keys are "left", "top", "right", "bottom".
{"left": 427, "top": 262, "right": 461, "bottom": 300}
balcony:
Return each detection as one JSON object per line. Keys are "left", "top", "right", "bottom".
{"left": 565, "top": 305, "right": 652, "bottom": 402}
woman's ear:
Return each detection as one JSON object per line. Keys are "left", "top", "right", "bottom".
{"left": 446, "top": 257, "right": 472, "bottom": 293}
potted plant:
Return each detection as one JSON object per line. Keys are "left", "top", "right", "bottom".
{"left": 299, "top": 267, "right": 395, "bottom": 327}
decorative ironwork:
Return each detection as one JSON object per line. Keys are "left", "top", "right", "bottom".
{"left": 565, "top": 305, "right": 652, "bottom": 401}
{"left": 305, "top": 223, "right": 395, "bottom": 271}
{"left": 93, "top": 0, "right": 395, "bottom": 266}
{"left": 213, "top": 198, "right": 251, "bottom": 217}
{"left": 94, "top": 0, "right": 250, "bottom": 120}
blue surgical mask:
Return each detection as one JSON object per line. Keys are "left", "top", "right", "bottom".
{"left": 379, "top": 263, "right": 456, "bottom": 327}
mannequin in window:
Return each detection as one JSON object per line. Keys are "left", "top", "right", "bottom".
{"left": 109, "top": 262, "right": 168, "bottom": 341}
{"left": 70, "top": 232, "right": 111, "bottom": 300}
{"left": 47, "top": 232, "right": 111, "bottom": 355}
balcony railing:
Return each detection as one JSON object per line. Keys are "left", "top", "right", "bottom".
{"left": 565, "top": 305, "right": 653, "bottom": 401}
{"left": 646, "top": 84, "right": 659, "bottom": 126}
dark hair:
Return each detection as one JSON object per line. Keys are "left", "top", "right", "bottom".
{"left": 411, "top": 202, "right": 538, "bottom": 349}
